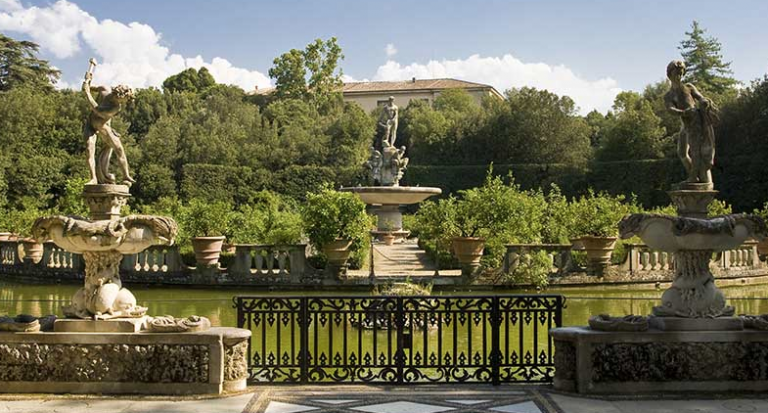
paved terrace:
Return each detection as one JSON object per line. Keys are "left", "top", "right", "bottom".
{"left": 2, "top": 385, "right": 767, "bottom": 413}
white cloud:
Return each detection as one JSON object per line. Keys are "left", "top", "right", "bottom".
{"left": 373, "top": 54, "right": 622, "bottom": 113}
{"left": 0, "top": 0, "right": 271, "bottom": 90}
{"left": 384, "top": 43, "right": 397, "bottom": 58}
{"left": 0, "top": 0, "right": 22, "bottom": 12}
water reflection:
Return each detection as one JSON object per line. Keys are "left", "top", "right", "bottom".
{"left": 3, "top": 281, "right": 768, "bottom": 327}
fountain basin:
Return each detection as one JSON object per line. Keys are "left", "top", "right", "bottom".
{"left": 341, "top": 186, "right": 442, "bottom": 205}
{"left": 619, "top": 213, "right": 766, "bottom": 252}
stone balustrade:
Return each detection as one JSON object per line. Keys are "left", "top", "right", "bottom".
{"left": 227, "top": 244, "right": 307, "bottom": 283}
{"left": 503, "top": 244, "right": 573, "bottom": 275}
{"left": 2, "top": 239, "right": 767, "bottom": 286}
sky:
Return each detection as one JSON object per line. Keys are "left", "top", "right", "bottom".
{"left": 1, "top": 0, "right": 767, "bottom": 113}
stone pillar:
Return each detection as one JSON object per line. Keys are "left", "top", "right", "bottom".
{"left": 83, "top": 184, "right": 130, "bottom": 221}
{"left": 370, "top": 204, "right": 410, "bottom": 242}
{"left": 667, "top": 189, "right": 718, "bottom": 219}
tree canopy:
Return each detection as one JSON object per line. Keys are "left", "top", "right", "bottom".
{"left": 679, "top": 20, "right": 738, "bottom": 103}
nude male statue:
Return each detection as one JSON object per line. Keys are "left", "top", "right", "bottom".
{"left": 82, "top": 58, "right": 135, "bottom": 186}
{"left": 664, "top": 60, "right": 719, "bottom": 189}
{"left": 378, "top": 96, "right": 399, "bottom": 147}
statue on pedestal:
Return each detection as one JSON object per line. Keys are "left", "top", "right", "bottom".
{"left": 378, "top": 96, "right": 399, "bottom": 148}
{"left": 665, "top": 60, "right": 719, "bottom": 190}
{"left": 82, "top": 58, "right": 136, "bottom": 186}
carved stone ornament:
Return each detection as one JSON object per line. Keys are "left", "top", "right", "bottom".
{"left": 223, "top": 339, "right": 249, "bottom": 382}
{"left": 148, "top": 315, "right": 211, "bottom": 333}
{"left": 0, "top": 343, "right": 209, "bottom": 383}
{"left": 741, "top": 314, "right": 768, "bottom": 330}
{"left": 588, "top": 314, "right": 649, "bottom": 332}
{"left": 0, "top": 315, "right": 57, "bottom": 332}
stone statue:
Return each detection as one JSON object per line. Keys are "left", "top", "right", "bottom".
{"left": 366, "top": 146, "right": 383, "bottom": 185}
{"left": 665, "top": 60, "right": 719, "bottom": 190}
{"left": 83, "top": 58, "right": 136, "bottom": 186}
{"left": 378, "top": 96, "right": 399, "bottom": 147}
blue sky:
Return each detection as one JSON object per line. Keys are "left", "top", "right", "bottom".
{"left": 1, "top": 0, "right": 767, "bottom": 113}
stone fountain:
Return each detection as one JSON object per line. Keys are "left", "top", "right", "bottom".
{"left": 0, "top": 59, "right": 249, "bottom": 395}
{"left": 341, "top": 96, "right": 441, "bottom": 241}
{"left": 550, "top": 60, "right": 768, "bottom": 394}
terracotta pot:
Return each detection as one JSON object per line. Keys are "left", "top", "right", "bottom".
{"left": 569, "top": 237, "right": 585, "bottom": 250}
{"left": 381, "top": 233, "right": 396, "bottom": 246}
{"left": 21, "top": 239, "right": 44, "bottom": 264}
{"left": 451, "top": 237, "right": 486, "bottom": 265}
{"left": 0, "top": 232, "right": 10, "bottom": 241}
{"left": 757, "top": 239, "right": 768, "bottom": 256}
{"left": 191, "top": 236, "right": 226, "bottom": 267}
{"left": 579, "top": 236, "right": 618, "bottom": 266}
{"left": 322, "top": 238, "right": 353, "bottom": 266}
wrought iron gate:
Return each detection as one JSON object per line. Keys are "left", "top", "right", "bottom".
{"left": 234, "top": 295, "right": 564, "bottom": 384}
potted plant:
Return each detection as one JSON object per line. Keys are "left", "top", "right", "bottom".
{"left": 380, "top": 219, "right": 397, "bottom": 246}
{"left": 568, "top": 191, "right": 629, "bottom": 267}
{"left": 183, "top": 199, "right": 232, "bottom": 267}
{"left": 7, "top": 208, "right": 44, "bottom": 264}
{"left": 302, "top": 188, "right": 372, "bottom": 267}
{"left": 448, "top": 174, "right": 518, "bottom": 266}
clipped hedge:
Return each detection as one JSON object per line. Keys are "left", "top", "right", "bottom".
{"left": 403, "top": 157, "right": 766, "bottom": 212}
{"left": 181, "top": 164, "right": 270, "bottom": 204}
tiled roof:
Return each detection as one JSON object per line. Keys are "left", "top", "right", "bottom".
{"left": 247, "top": 78, "right": 502, "bottom": 97}
{"left": 342, "top": 78, "right": 495, "bottom": 93}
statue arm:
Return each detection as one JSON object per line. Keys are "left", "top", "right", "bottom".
{"left": 82, "top": 77, "right": 99, "bottom": 109}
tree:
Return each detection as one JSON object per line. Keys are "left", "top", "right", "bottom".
{"left": 482, "top": 87, "right": 592, "bottom": 165}
{"left": 269, "top": 38, "right": 344, "bottom": 110}
{"left": 679, "top": 21, "right": 738, "bottom": 102}
{"left": 0, "top": 34, "right": 60, "bottom": 91}
{"left": 595, "top": 92, "right": 669, "bottom": 162}
{"left": 162, "top": 67, "right": 216, "bottom": 94}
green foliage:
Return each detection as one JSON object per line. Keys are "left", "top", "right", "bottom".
{"left": 302, "top": 187, "right": 372, "bottom": 247}
{"left": 269, "top": 38, "right": 344, "bottom": 111}
{"left": 707, "top": 199, "right": 732, "bottom": 217}
{"left": 505, "top": 250, "right": 551, "bottom": 289}
{"left": 3, "top": 206, "right": 42, "bottom": 238}
{"left": 568, "top": 190, "right": 631, "bottom": 238}
{"left": 180, "top": 199, "right": 232, "bottom": 238}
{"left": 679, "top": 21, "right": 738, "bottom": 103}
{"left": 162, "top": 68, "right": 216, "bottom": 94}
{"left": 227, "top": 191, "right": 303, "bottom": 245}
{"left": 0, "top": 34, "right": 60, "bottom": 92}
{"left": 55, "top": 177, "right": 89, "bottom": 216}
{"left": 596, "top": 92, "right": 669, "bottom": 162}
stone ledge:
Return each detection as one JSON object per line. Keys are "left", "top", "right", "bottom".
{"left": 54, "top": 317, "right": 150, "bottom": 333}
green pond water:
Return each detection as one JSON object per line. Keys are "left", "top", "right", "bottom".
{"left": 3, "top": 280, "right": 768, "bottom": 327}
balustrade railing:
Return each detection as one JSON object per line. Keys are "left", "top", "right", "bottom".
{"left": 623, "top": 243, "right": 675, "bottom": 273}
{"left": 503, "top": 244, "right": 573, "bottom": 275}
{"left": 228, "top": 244, "right": 307, "bottom": 282}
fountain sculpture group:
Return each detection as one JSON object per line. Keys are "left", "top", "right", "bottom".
{"left": 551, "top": 61, "right": 768, "bottom": 394}
{"left": 0, "top": 60, "right": 249, "bottom": 395}
{"left": 342, "top": 96, "right": 441, "bottom": 242}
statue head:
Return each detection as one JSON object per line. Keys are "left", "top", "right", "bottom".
{"left": 667, "top": 60, "right": 686, "bottom": 83}
{"left": 388, "top": 96, "right": 395, "bottom": 103}
{"left": 111, "top": 84, "right": 135, "bottom": 103}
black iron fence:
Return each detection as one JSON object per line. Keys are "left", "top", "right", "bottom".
{"left": 233, "top": 295, "right": 564, "bottom": 384}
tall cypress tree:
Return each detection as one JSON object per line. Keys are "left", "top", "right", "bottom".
{"left": 678, "top": 21, "right": 738, "bottom": 100}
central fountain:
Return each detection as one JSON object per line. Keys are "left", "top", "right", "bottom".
{"left": 341, "top": 96, "right": 441, "bottom": 241}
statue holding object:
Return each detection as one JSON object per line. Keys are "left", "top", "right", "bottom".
{"left": 665, "top": 60, "right": 719, "bottom": 190}
{"left": 82, "top": 58, "right": 136, "bottom": 186}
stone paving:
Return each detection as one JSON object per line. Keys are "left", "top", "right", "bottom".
{"left": 2, "top": 385, "right": 768, "bottom": 413}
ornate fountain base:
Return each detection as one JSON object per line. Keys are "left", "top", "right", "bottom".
{"left": 652, "top": 250, "right": 734, "bottom": 319}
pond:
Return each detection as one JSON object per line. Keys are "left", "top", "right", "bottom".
{"left": 3, "top": 280, "right": 768, "bottom": 327}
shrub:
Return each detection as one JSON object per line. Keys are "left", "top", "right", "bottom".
{"left": 302, "top": 187, "right": 373, "bottom": 266}
{"left": 181, "top": 199, "right": 232, "bottom": 238}
{"left": 568, "top": 190, "right": 631, "bottom": 238}
{"left": 227, "top": 191, "right": 302, "bottom": 245}
{"left": 504, "top": 250, "right": 551, "bottom": 289}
